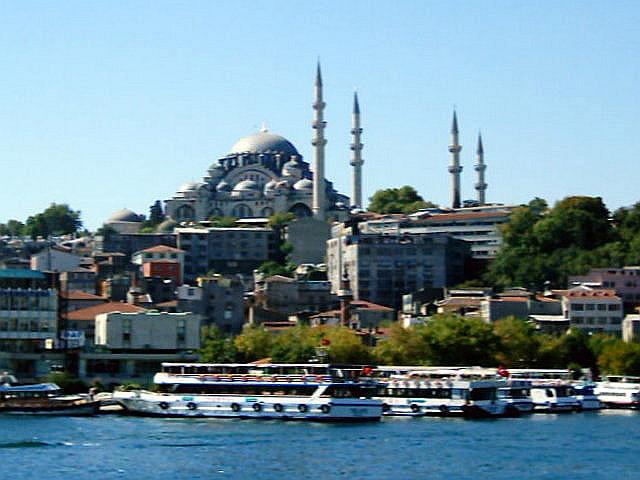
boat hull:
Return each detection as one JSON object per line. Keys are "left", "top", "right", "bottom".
{"left": 0, "top": 401, "right": 100, "bottom": 416}
{"left": 114, "top": 392, "right": 381, "bottom": 422}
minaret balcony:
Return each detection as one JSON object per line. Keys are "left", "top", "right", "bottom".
{"left": 475, "top": 182, "right": 488, "bottom": 190}
{"left": 350, "top": 128, "right": 363, "bottom": 135}
{"left": 311, "top": 139, "right": 327, "bottom": 147}
{"left": 474, "top": 164, "right": 486, "bottom": 171}
{"left": 448, "top": 166, "right": 463, "bottom": 174}
{"left": 448, "top": 145, "right": 462, "bottom": 153}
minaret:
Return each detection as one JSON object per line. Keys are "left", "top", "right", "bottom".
{"left": 337, "top": 268, "right": 353, "bottom": 327}
{"left": 448, "top": 110, "right": 462, "bottom": 209}
{"left": 474, "top": 132, "right": 487, "bottom": 205}
{"left": 350, "top": 91, "right": 364, "bottom": 209}
{"left": 312, "top": 62, "right": 327, "bottom": 221}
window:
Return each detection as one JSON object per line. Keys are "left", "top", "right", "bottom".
{"left": 586, "top": 304, "right": 595, "bottom": 311}
{"left": 571, "top": 303, "right": 584, "bottom": 311}
{"left": 608, "top": 304, "right": 621, "bottom": 311}
{"left": 597, "top": 304, "right": 607, "bottom": 311}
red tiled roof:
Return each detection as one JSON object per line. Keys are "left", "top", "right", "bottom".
{"left": 64, "top": 301, "right": 147, "bottom": 320}
{"left": 139, "top": 245, "right": 184, "bottom": 253}
{"left": 61, "top": 290, "right": 107, "bottom": 301}
{"left": 415, "top": 211, "right": 510, "bottom": 222}
{"left": 265, "top": 275, "right": 295, "bottom": 282}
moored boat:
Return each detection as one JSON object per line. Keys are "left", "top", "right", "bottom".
{"left": 498, "top": 380, "right": 534, "bottom": 414}
{"left": 529, "top": 384, "right": 580, "bottom": 413}
{"left": 594, "top": 376, "right": 640, "bottom": 409}
{"left": 572, "top": 384, "right": 602, "bottom": 411}
{"left": 0, "top": 383, "right": 100, "bottom": 415}
{"left": 113, "top": 363, "right": 382, "bottom": 422}
{"left": 373, "top": 370, "right": 517, "bottom": 418}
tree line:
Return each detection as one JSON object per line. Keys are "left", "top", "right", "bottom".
{"left": 200, "top": 314, "right": 640, "bottom": 376}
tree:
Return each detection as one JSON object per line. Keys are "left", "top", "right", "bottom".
{"left": 199, "top": 325, "right": 238, "bottom": 362}
{"left": 321, "top": 326, "right": 373, "bottom": 364}
{"left": 257, "top": 260, "right": 295, "bottom": 278}
{"left": 267, "top": 212, "right": 295, "bottom": 228}
{"left": 493, "top": 316, "right": 540, "bottom": 367}
{"left": 207, "top": 215, "right": 237, "bottom": 227}
{"left": 0, "top": 220, "right": 24, "bottom": 237}
{"left": 149, "top": 200, "right": 165, "bottom": 225}
{"left": 24, "top": 203, "right": 82, "bottom": 239}
{"left": 368, "top": 186, "right": 437, "bottom": 214}
{"left": 269, "top": 325, "right": 317, "bottom": 363}
{"left": 597, "top": 341, "right": 640, "bottom": 376}
{"left": 234, "top": 325, "right": 273, "bottom": 362}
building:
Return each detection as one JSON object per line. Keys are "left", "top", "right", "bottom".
{"left": 61, "top": 290, "right": 107, "bottom": 313}
{"left": 480, "top": 289, "right": 561, "bottom": 323}
{"left": 30, "top": 246, "right": 83, "bottom": 272}
{"left": 309, "top": 300, "right": 394, "bottom": 330}
{"left": 558, "top": 286, "right": 623, "bottom": 336}
{"left": 132, "top": 245, "right": 185, "bottom": 284}
{"left": 0, "top": 269, "right": 57, "bottom": 354}
{"left": 327, "top": 224, "right": 471, "bottom": 310}
{"left": 251, "top": 274, "right": 336, "bottom": 318}
{"left": 59, "top": 268, "right": 97, "bottom": 294}
{"left": 95, "top": 231, "right": 177, "bottom": 259}
{"left": 569, "top": 267, "right": 640, "bottom": 311}
{"left": 176, "top": 226, "right": 279, "bottom": 280}
{"left": 623, "top": 314, "right": 640, "bottom": 342}
{"left": 102, "top": 208, "right": 145, "bottom": 234}
{"left": 95, "top": 311, "right": 200, "bottom": 351}
{"left": 164, "top": 65, "right": 350, "bottom": 224}
{"left": 177, "top": 276, "right": 245, "bottom": 334}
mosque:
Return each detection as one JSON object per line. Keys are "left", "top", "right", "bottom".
{"left": 164, "top": 64, "right": 362, "bottom": 224}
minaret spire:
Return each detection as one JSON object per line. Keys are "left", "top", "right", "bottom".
{"left": 448, "top": 110, "right": 462, "bottom": 208}
{"left": 350, "top": 91, "right": 364, "bottom": 209}
{"left": 474, "top": 132, "right": 487, "bottom": 205}
{"left": 312, "top": 62, "right": 327, "bottom": 220}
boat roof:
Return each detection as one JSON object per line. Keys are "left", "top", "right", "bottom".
{"left": 0, "top": 382, "right": 60, "bottom": 393}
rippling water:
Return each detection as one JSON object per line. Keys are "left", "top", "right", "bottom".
{"left": 1, "top": 411, "right": 638, "bottom": 480}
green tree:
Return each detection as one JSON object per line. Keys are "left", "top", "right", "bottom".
{"left": 267, "top": 212, "right": 295, "bottom": 228}
{"left": 24, "top": 203, "right": 82, "bottom": 239}
{"left": 321, "top": 326, "right": 373, "bottom": 364}
{"left": 373, "top": 323, "right": 429, "bottom": 365}
{"left": 257, "top": 260, "right": 295, "bottom": 278}
{"left": 149, "top": 200, "right": 165, "bottom": 225}
{"left": 207, "top": 215, "right": 237, "bottom": 227}
{"left": 597, "top": 341, "right": 640, "bottom": 376}
{"left": 199, "top": 325, "right": 238, "bottom": 362}
{"left": 368, "top": 186, "right": 437, "bottom": 214}
{"left": 493, "top": 316, "right": 540, "bottom": 367}
{"left": 0, "top": 220, "right": 25, "bottom": 237}
{"left": 234, "top": 325, "right": 273, "bottom": 362}
{"left": 269, "top": 325, "right": 317, "bottom": 363}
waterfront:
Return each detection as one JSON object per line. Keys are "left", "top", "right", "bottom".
{"left": 1, "top": 411, "right": 638, "bottom": 480}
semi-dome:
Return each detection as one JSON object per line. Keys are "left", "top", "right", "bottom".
{"left": 216, "top": 181, "right": 232, "bottom": 192}
{"left": 229, "top": 130, "right": 299, "bottom": 156}
{"left": 178, "top": 182, "right": 200, "bottom": 193}
{"left": 106, "top": 208, "right": 142, "bottom": 223}
{"left": 233, "top": 180, "right": 260, "bottom": 191}
{"left": 156, "top": 218, "right": 178, "bottom": 233}
{"left": 293, "top": 179, "right": 313, "bottom": 191}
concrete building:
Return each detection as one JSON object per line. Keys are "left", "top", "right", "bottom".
{"left": 177, "top": 276, "right": 245, "bottom": 334}
{"left": 176, "top": 226, "right": 279, "bottom": 280}
{"left": 132, "top": 245, "right": 185, "bottom": 284}
{"left": 558, "top": 286, "right": 623, "bottom": 336}
{"left": 102, "top": 208, "right": 145, "bottom": 234}
{"left": 61, "top": 290, "right": 107, "bottom": 313}
{"left": 0, "top": 269, "right": 57, "bottom": 354}
{"left": 251, "top": 274, "right": 336, "bottom": 317}
{"left": 30, "top": 246, "right": 83, "bottom": 272}
{"left": 327, "top": 224, "right": 471, "bottom": 310}
{"left": 569, "top": 267, "right": 640, "bottom": 311}
{"left": 96, "top": 231, "right": 177, "bottom": 259}
{"left": 95, "top": 311, "right": 200, "bottom": 351}
{"left": 623, "top": 314, "right": 640, "bottom": 342}
{"left": 309, "top": 300, "right": 393, "bottom": 330}
{"left": 59, "top": 268, "right": 97, "bottom": 294}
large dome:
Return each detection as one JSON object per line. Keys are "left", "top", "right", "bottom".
{"left": 229, "top": 130, "right": 299, "bottom": 156}
{"left": 106, "top": 208, "right": 142, "bottom": 223}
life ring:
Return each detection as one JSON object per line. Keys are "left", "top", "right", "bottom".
{"left": 382, "top": 403, "right": 391, "bottom": 413}
{"left": 298, "top": 404, "right": 308, "bottom": 413}
{"left": 158, "top": 402, "right": 169, "bottom": 410}
{"left": 187, "top": 402, "right": 197, "bottom": 410}
{"left": 274, "top": 403, "right": 284, "bottom": 413}
{"left": 231, "top": 403, "right": 241, "bottom": 412}
{"left": 439, "top": 405, "right": 449, "bottom": 414}
{"left": 410, "top": 404, "right": 420, "bottom": 413}
{"left": 315, "top": 376, "right": 324, "bottom": 382}
{"left": 320, "top": 404, "right": 331, "bottom": 414}
{"left": 252, "top": 403, "right": 262, "bottom": 412}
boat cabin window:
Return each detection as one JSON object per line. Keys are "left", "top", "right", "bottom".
{"left": 469, "top": 388, "right": 496, "bottom": 401}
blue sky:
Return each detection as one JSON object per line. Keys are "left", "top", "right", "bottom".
{"left": 1, "top": 1, "right": 638, "bottom": 230}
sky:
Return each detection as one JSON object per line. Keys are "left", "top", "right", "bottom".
{"left": 1, "top": 1, "right": 639, "bottom": 230}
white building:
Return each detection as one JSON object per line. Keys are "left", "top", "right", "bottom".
{"left": 30, "top": 246, "right": 83, "bottom": 272}
{"left": 559, "top": 286, "right": 623, "bottom": 336}
{"left": 95, "top": 311, "right": 200, "bottom": 351}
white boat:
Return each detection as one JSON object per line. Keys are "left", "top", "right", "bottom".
{"left": 497, "top": 380, "right": 534, "bottom": 413}
{"left": 112, "top": 363, "right": 382, "bottom": 422}
{"left": 0, "top": 383, "right": 100, "bottom": 415}
{"left": 594, "top": 376, "right": 640, "bottom": 409}
{"left": 571, "top": 384, "right": 602, "bottom": 411}
{"left": 373, "top": 370, "right": 517, "bottom": 418}
{"left": 529, "top": 384, "right": 580, "bottom": 413}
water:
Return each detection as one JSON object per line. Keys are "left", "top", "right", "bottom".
{"left": 1, "top": 411, "right": 638, "bottom": 480}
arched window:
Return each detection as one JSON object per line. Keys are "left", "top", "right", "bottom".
{"left": 289, "top": 203, "right": 312, "bottom": 218}
{"left": 261, "top": 207, "right": 274, "bottom": 217}
{"left": 232, "top": 204, "right": 253, "bottom": 218}
{"left": 177, "top": 204, "right": 195, "bottom": 221}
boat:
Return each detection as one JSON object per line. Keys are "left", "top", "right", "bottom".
{"left": 571, "top": 384, "right": 602, "bottom": 411}
{"left": 497, "top": 380, "right": 534, "bottom": 413}
{"left": 112, "top": 363, "right": 382, "bottom": 421}
{"left": 594, "top": 376, "right": 640, "bottom": 408}
{"left": 0, "top": 382, "right": 100, "bottom": 415}
{"left": 373, "top": 369, "right": 518, "bottom": 418}
{"left": 529, "top": 384, "right": 580, "bottom": 412}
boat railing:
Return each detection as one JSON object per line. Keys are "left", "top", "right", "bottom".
{"left": 161, "top": 373, "right": 345, "bottom": 384}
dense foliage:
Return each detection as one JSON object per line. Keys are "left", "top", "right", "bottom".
{"left": 199, "top": 315, "right": 640, "bottom": 376}
{"left": 485, "top": 196, "right": 640, "bottom": 288}
{"left": 368, "top": 186, "right": 437, "bottom": 214}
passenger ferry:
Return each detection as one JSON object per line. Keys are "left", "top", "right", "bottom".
{"left": 0, "top": 382, "right": 100, "bottom": 415}
{"left": 594, "top": 376, "right": 640, "bottom": 408}
{"left": 113, "top": 363, "right": 382, "bottom": 421}
{"left": 529, "top": 384, "right": 580, "bottom": 412}
{"left": 373, "top": 369, "right": 517, "bottom": 418}
{"left": 497, "top": 380, "right": 534, "bottom": 413}
{"left": 572, "top": 384, "right": 602, "bottom": 411}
